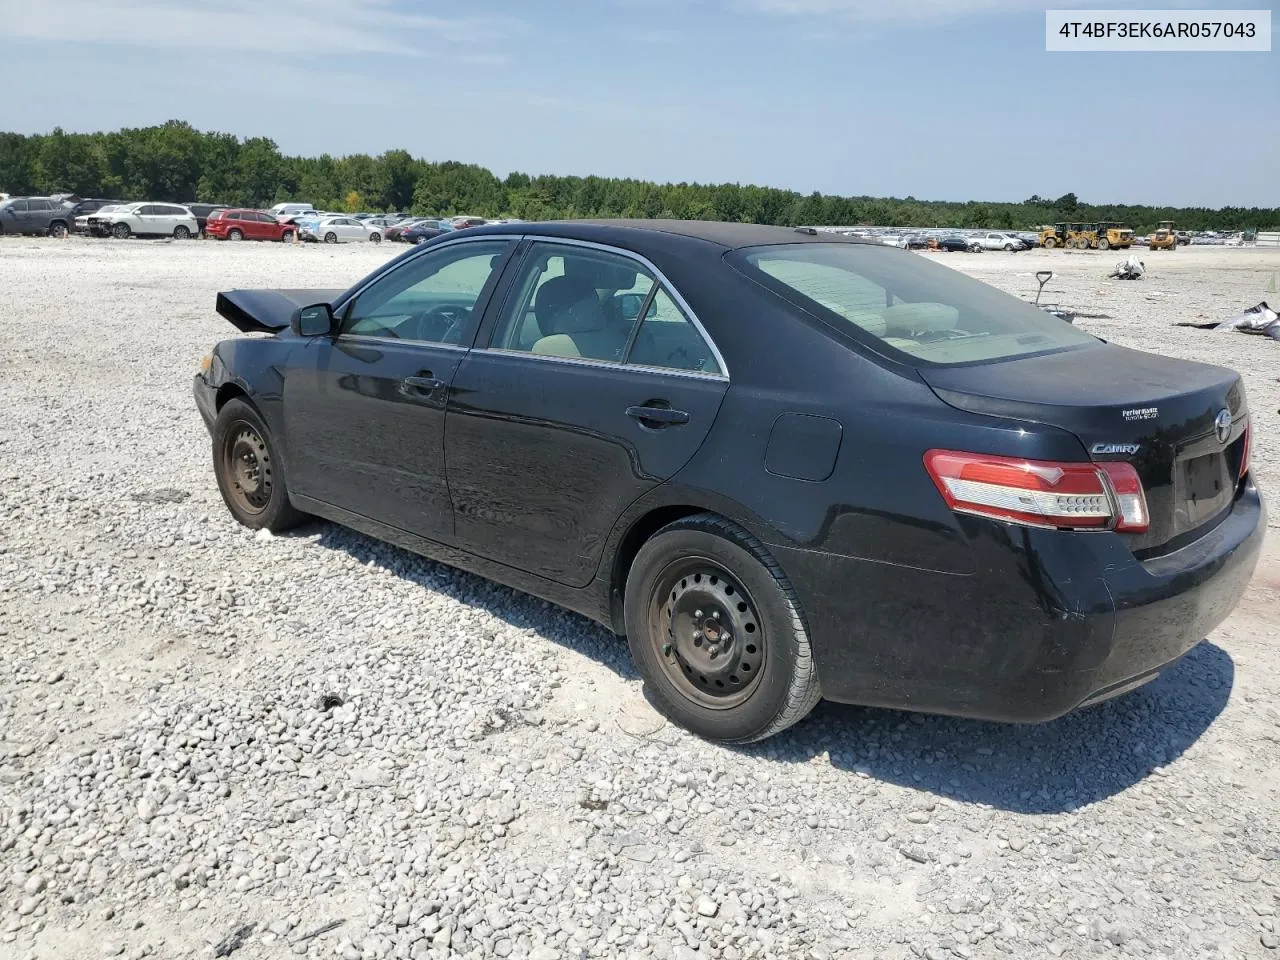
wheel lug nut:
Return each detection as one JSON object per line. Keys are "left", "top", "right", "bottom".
{"left": 694, "top": 609, "right": 703, "bottom": 618}
{"left": 712, "top": 611, "right": 720, "bottom": 619}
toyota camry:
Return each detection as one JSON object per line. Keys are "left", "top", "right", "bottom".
{"left": 193, "top": 220, "right": 1264, "bottom": 743}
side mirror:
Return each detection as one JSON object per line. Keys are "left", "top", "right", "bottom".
{"left": 292, "top": 303, "right": 334, "bottom": 337}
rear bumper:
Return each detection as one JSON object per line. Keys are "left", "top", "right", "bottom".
{"left": 193, "top": 374, "right": 217, "bottom": 432}
{"left": 772, "top": 481, "right": 1265, "bottom": 722}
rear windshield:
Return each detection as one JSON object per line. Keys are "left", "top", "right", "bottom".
{"left": 728, "top": 242, "right": 1098, "bottom": 365}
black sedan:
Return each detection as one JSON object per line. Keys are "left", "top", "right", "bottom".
{"left": 936, "top": 235, "right": 977, "bottom": 252}
{"left": 194, "top": 220, "right": 1264, "bottom": 743}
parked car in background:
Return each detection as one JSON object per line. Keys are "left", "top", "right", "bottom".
{"left": 47, "top": 198, "right": 121, "bottom": 237}
{"left": 384, "top": 219, "right": 428, "bottom": 242}
{"left": 270, "top": 202, "right": 316, "bottom": 218}
{"left": 0, "top": 196, "right": 72, "bottom": 235}
{"left": 78, "top": 203, "right": 127, "bottom": 236}
{"left": 936, "top": 235, "right": 976, "bottom": 252}
{"left": 182, "top": 203, "right": 227, "bottom": 238}
{"left": 207, "top": 209, "right": 298, "bottom": 242}
{"left": 450, "top": 216, "right": 488, "bottom": 230}
{"left": 402, "top": 219, "right": 455, "bottom": 244}
{"left": 97, "top": 202, "right": 199, "bottom": 239}
{"left": 973, "top": 232, "right": 1025, "bottom": 252}
{"left": 303, "top": 215, "right": 383, "bottom": 244}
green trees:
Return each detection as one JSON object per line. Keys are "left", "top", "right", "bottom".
{"left": 0, "top": 121, "right": 1274, "bottom": 233}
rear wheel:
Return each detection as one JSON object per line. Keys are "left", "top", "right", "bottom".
{"left": 228, "top": 228, "right": 243, "bottom": 242}
{"left": 324, "top": 232, "right": 337, "bottom": 244}
{"left": 112, "top": 223, "right": 131, "bottom": 240}
{"left": 624, "top": 514, "right": 821, "bottom": 743}
{"left": 173, "top": 225, "right": 191, "bottom": 240}
{"left": 211, "top": 399, "right": 306, "bottom": 532}
{"left": 49, "top": 222, "right": 68, "bottom": 239}
{"left": 1099, "top": 237, "right": 1110, "bottom": 250}
{"left": 369, "top": 232, "right": 382, "bottom": 243}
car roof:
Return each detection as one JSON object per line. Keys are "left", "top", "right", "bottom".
{"left": 467, "top": 219, "right": 879, "bottom": 251}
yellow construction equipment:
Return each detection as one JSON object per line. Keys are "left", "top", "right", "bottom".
{"left": 1039, "top": 222, "right": 1069, "bottom": 248}
{"left": 1066, "top": 222, "right": 1097, "bottom": 249}
{"left": 1149, "top": 220, "right": 1177, "bottom": 251}
{"left": 1094, "top": 221, "right": 1135, "bottom": 250}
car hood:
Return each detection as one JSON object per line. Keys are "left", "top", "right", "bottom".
{"left": 216, "top": 288, "right": 347, "bottom": 334}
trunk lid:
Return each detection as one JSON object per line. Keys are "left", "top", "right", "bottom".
{"left": 215, "top": 288, "right": 346, "bottom": 334}
{"left": 921, "top": 343, "right": 1249, "bottom": 555}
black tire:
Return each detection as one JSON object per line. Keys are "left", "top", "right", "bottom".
{"left": 174, "top": 225, "right": 191, "bottom": 240}
{"left": 324, "top": 232, "right": 337, "bottom": 244}
{"left": 228, "top": 228, "right": 243, "bottom": 242}
{"left": 49, "top": 222, "right": 68, "bottom": 239}
{"left": 280, "top": 230, "right": 295, "bottom": 243}
{"left": 623, "top": 514, "right": 821, "bottom": 743}
{"left": 369, "top": 232, "right": 382, "bottom": 243}
{"left": 1099, "top": 237, "right": 1110, "bottom": 250}
{"left": 1004, "top": 243, "right": 1015, "bottom": 251}
{"left": 112, "top": 223, "right": 131, "bottom": 240}
{"left": 211, "top": 399, "right": 306, "bottom": 532}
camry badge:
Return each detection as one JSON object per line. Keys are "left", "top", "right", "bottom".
{"left": 1091, "top": 442, "right": 1140, "bottom": 456}
{"left": 1214, "top": 409, "right": 1231, "bottom": 444}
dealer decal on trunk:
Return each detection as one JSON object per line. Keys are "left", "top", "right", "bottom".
{"left": 1121, "top": 407, "right": 1159, "bottom": 422}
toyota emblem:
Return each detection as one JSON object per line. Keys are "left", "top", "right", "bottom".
{"left": 1214, "top": 409, "right": 1231, "bottom": 444}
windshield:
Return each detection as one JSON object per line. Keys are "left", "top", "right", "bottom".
{"left": 728, "top": 242, "right": 1099, "bottom": 365}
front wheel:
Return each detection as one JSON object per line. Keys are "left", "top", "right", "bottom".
{"left": 280, "top": 230, "right": 295, "bottom": 243}
{"left": 1098, "top": 237, "right": 1110, "bottom": 250}
{"left": 324, "top": 232, "right": 337, "bottom": 244}
{"left": 212, "top": 399, "right": 306, "bottom": 532}
{"left": 49, "top": 222, "right": 68, "bottom": 239}
{"left": 624, "top": 514, "right": 821, "bottom": 744}
{"left": 112, "top": 223, "right": 131, "bottom": 240}
{"left": 173, "top": 225, "right": 191, "bottom": 240}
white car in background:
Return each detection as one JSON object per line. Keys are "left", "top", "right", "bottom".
{"left": 306, "top": 216, "right": 383, "bottom": 244}
{"left": 972, "top": 232, "right": 1026, "bottom": 251}
{"left": 78, "top": 204, "right": 122, "bottom": 235}
{"left": 100, "top": 202, "right": 199, "bottom": 240}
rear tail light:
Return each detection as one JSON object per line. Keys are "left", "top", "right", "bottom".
{"left": 924, "top": 449, "right": 1149, "bottom": 533}
{"left": 1240, "top": 416, "right": 1252, "bottom": 480}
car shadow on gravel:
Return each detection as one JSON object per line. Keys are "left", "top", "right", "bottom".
{"left": 303, "top": 523, "right": 1232, "bottom": 815}
{"left": 742, "top": 640, "right": 1234, "bottom": 814}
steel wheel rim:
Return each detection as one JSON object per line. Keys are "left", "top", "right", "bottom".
{"left": 221, "top": 421, "right": 273, "bottom": 514}
{"left": 648, "top": 557, "right": 766, "bottom": 710}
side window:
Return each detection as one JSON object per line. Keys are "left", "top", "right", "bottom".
{"left": 139, "top": 205, "right": 158, "bottom": 216}
{"left": 626, "top": 289, "right": 722, "bottom": 375}
{"left": 341, "top": 240, "right": 511, "bottom": 344}
{"left": 490, "top": 243, "right": 653, "bottom": 363}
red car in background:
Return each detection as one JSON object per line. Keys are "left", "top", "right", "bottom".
{"left": 206, "top": 209, "right": 297, "bottom": 242}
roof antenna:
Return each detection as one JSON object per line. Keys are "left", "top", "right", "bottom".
{"left": 794, "top": 226, "right": 818, "bottom": 235}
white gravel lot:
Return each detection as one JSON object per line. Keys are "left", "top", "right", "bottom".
{"left": 1, "top": 237, "right": 1278, "bottom": 960}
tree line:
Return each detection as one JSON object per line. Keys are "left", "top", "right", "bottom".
{"left": 1, "top": 120, "right": 1275, "bottom": 234}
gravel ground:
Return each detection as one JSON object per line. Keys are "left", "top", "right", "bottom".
{"left": 1, "top": 237, "right": 1278, "bottom": 960}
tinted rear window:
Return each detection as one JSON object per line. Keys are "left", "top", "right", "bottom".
{"left": 728, "top": 242, "right": 1098, "bottom": 366}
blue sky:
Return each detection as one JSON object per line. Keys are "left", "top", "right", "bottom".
{"left": 0, "top": 0, "right": 1275, "bottom": 207}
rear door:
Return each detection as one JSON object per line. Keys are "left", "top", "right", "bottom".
{"left": 445, "top": 239, "right": 730, "bottom": 587}
{"left": 283, "top": 237, "right": 518, "bottom": 543}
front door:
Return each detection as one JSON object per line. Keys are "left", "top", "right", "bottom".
{"left": 445, "top": 240, "right": 730, "bottom": 587}
{"left": 283, "top": 237, "right": 517, "bottom": 543}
